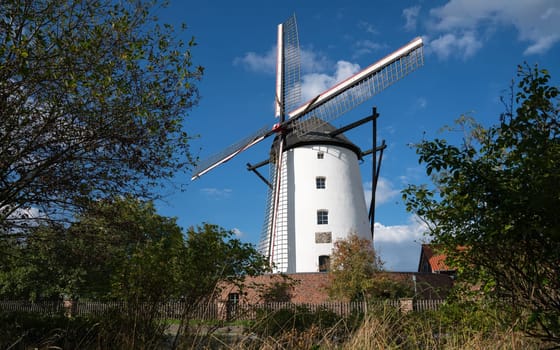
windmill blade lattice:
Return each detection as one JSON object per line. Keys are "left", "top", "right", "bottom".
{"left": 191, "top": 124, "right": 272, "bottom": 180}
{"left": 278, "top": 14, "right": 301, "bottom": 117}
{"left": 289, "top": 38, "right": 424, "bottom": 136}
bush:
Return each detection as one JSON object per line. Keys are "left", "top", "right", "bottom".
{"left": 250, "top": 305, "right": 343, "bottom": 336}
{"left": 0, "top": 311, "right": 97, "bottom": 349}
{"left": 0, "top": 309, "right": 168, "bottom": 350}
{"left": 249, "top": 304, "right": 362, "bottom": 348}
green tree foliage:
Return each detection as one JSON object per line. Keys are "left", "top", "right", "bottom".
{"left": 328, "top": 234, "right": 385, "bottom": 302}
{"left": 178, "top": 223, "right": 270, "bottom": 305}
{"left": 172, "top": 223, "right": 270, "bottom": 343}
{"left": 0, "top": 196, "right": 185, "bottom": 301}
{"left": 402, "top": 64, "right": 559, "bottom": 344}
{"left": 0, "top": 198, "right": 269, "bottom": 305}
{"left": 0, "top": 0, "right": 203, "bottom": 231}
{"left": 0, "top": 197, "right": 270, "bottom": 348}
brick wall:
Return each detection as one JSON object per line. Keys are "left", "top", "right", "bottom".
{"left": 218, "top": 272, "right": 453, "bottom": 304}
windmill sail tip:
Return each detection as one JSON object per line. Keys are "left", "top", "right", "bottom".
{"left": 189, "top": 124, "right": 275, "bottom": 180}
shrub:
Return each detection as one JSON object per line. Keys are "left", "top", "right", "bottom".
{"left": 0, "top": 311, "right": 97, "bottom": 349}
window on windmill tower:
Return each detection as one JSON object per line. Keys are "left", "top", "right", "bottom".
{"left": 318, "top": 255, "right": 330, "bottom": 272}
{"left": 317, "top": 151, "right": 324, "bottom": 159}
{"left": 316, "top": 176, "right": 326, "bottom": 189}
{"left": 317, "top": 209, "right": 328, "bottom": 225}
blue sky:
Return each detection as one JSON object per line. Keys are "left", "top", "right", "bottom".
{"left": 155, "top": 0, "right": 560, "bottom": 271}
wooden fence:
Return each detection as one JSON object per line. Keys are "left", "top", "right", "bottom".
{"left": 0, "top": 299, "right": 445, "bottom": 321}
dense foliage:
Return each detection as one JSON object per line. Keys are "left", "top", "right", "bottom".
{"left": 0, "top": 197, "right": 184, "bottom": 301}
{"left": 0, "top": 197, "right": 269, "bottom": 301}
{"left": 0, "top": 0, "right": 203, "bottom": 231}
{"left": 0, "top": 197, "right": 270, "bottom": 348}
{"left": 328, "top": 234, "right": 383, "bottom": 301}
{"left": 402, "top": 64, "right": 559, "bottom": 345}
{"left": 328, "top": 234, "right": 412, "bottom": 301}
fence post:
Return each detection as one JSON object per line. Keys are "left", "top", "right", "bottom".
{"left": 399, "top": 298, "right": 413, "bottom": 314}
{"left": 63, "top": 297, "right": 74, "bottom": 318}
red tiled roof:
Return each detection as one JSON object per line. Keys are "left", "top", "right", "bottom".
{"left": 429, "top": 254, "right": 451, "bottom": 272}
{"left": 420, "top": 244, "right": 453, "bottom": 272}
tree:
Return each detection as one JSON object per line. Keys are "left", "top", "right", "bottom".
{"left": 0, "top": 196, "right": 185, "bottom": 301}
{"left": 0, "top": 0, "right": 203, "bottom": 231}
{"left": 175, "top": 223, "right": 269, "bottom": 306}
{"left": 402, "top": 64, "right": 559, "bottom": 344}
{"left": 0, "top": 198, "right": 270, "bottom": 314}
{"left": 170, "top": 223, "right": 269, "bottom": 348}
{"left": 328, "top": 234, "right": 385, "bottom": 302}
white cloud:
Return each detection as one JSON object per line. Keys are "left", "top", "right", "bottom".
{"left": 233, "top": 46, "right": 276, "bottom": 74}
{"left": 333, "top": 61, "right": 361, "bottom": 82}
{"left": 429, "top": 0, "right": 560, "bottom": 56}
{"left": 232, "top": 227, "right": 243, "bottom": 237}
{"left": 428, "top": 32, "right": 482, "bottom": 60}
{"left": 524, "top": 34, "right": 559, "bottom": 55}
{"left": 301, "top": 60, "right": 360, "bottom": 101}
{"left": 235, "top": 43, "right": 365, "bottom": 104}
{"left": 403, "top": 6, "right": 421, "bottom": 31}
{"left": 374, "top": 217, "right": 427, "bottom": 243}
{"left": 234, "top": 45, "right": 332, "bottom": 77}
{"left": 301, "top": 73, "right": 333, "bottom": 101}
{"left": 358, "top": 20, "right": 378, "bottom": 35}
{"left": 373, "top": 216, "right": 430, "bottom": 271}
{"left": 200, "top": 187, "right": 232, "bottom": 197}
{"left": 300, "top": 47, "right": 331, "bottom": 74}
{"left": 353, "top": 39, "right": 385, "bottom": 58}
{"left": 364, "top": 177, "right": 400, "bottom": 209}
{"left": 1, "top": 206, "right": 45, "bottom": 231}
{"left": 414, "top": 97, "right": 428, "bottom": 110}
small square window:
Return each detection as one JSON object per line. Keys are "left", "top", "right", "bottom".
{"left": 317, "top": 152, "right": 324, "bottom": 159}
{"left": 228, "top": 293, "right": 239, "bottom": 304}
{"left": 317, "top": 210, "right": 328, "bottom": 225}
{"left": 316, "top": 177, "right": 326, "bottom": 189}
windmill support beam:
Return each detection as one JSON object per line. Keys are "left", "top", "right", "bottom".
{"left": 361, "top": 142, "right": 387, "bottom": 158}
{"left": 368, "top": 107, "right": 380, "bottom": 240}
{"left": 329, "top": 113, "right": 376, "bottom": 137}
{"left": 369, "top": 142, "right": 385, "bottom": 239}
{"left": 246, "top": 162, "right": 272, "bottom": 188}
{"left": 247, "top": 159, "right": 270, "bottom": 171}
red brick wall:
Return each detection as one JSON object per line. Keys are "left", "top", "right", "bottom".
{"left": 218, "top": 272, "right": 453, "bottom": 304}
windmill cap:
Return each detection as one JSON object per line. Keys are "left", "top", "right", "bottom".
{"left": 271, "top": 117, "right": 362, "bottom": 159}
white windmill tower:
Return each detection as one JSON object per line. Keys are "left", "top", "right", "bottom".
{"left": 192, "top": 14, "right": 424, "bottom": 273}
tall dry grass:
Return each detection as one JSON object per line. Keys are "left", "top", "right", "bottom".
{"left": 218, "top": 302, "right": 542, "bottom": 350}
{"left": 342, "top": 309, "right": 540, "bottom": 350}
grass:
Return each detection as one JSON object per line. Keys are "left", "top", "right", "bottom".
{"left": 0, "top": 302, "right": 549, "bottom": 349}
{"left": 216, "top": 302, "right": 543, "bottom": 350}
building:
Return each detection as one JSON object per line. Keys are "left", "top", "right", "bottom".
{"left": 259, "top": 119, "right": 371, "bottom": 274}
{"left": 418, "top": 244, "right": 457, "bottom": 276}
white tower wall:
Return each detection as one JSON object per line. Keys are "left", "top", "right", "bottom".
{"left": 290, "top": 144, "right": 371, "bottom": 272}
{"left": 259, "top": 130, "right": 372, "bottom": 274}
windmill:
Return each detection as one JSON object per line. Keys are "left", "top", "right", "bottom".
{"left": 192, "top": 15, "right": 424, "bottom": 273}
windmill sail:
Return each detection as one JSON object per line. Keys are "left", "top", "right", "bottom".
{"left": 276, "top": 14, "right": 301, "bottom": 119}
{"left": 289, "top": 37, "right": 424, "bottom": 136}
{"left": 192, "top": 15, "right": 301, "bottom": 181}
{"left": 267, "top": 15, "right": 301, "bottom": 269}
{"left": 191, "top": 27, "right": 423, "bottom": 181}
{"left": 190, "top": 124, "right": 272, "bottom": 180}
